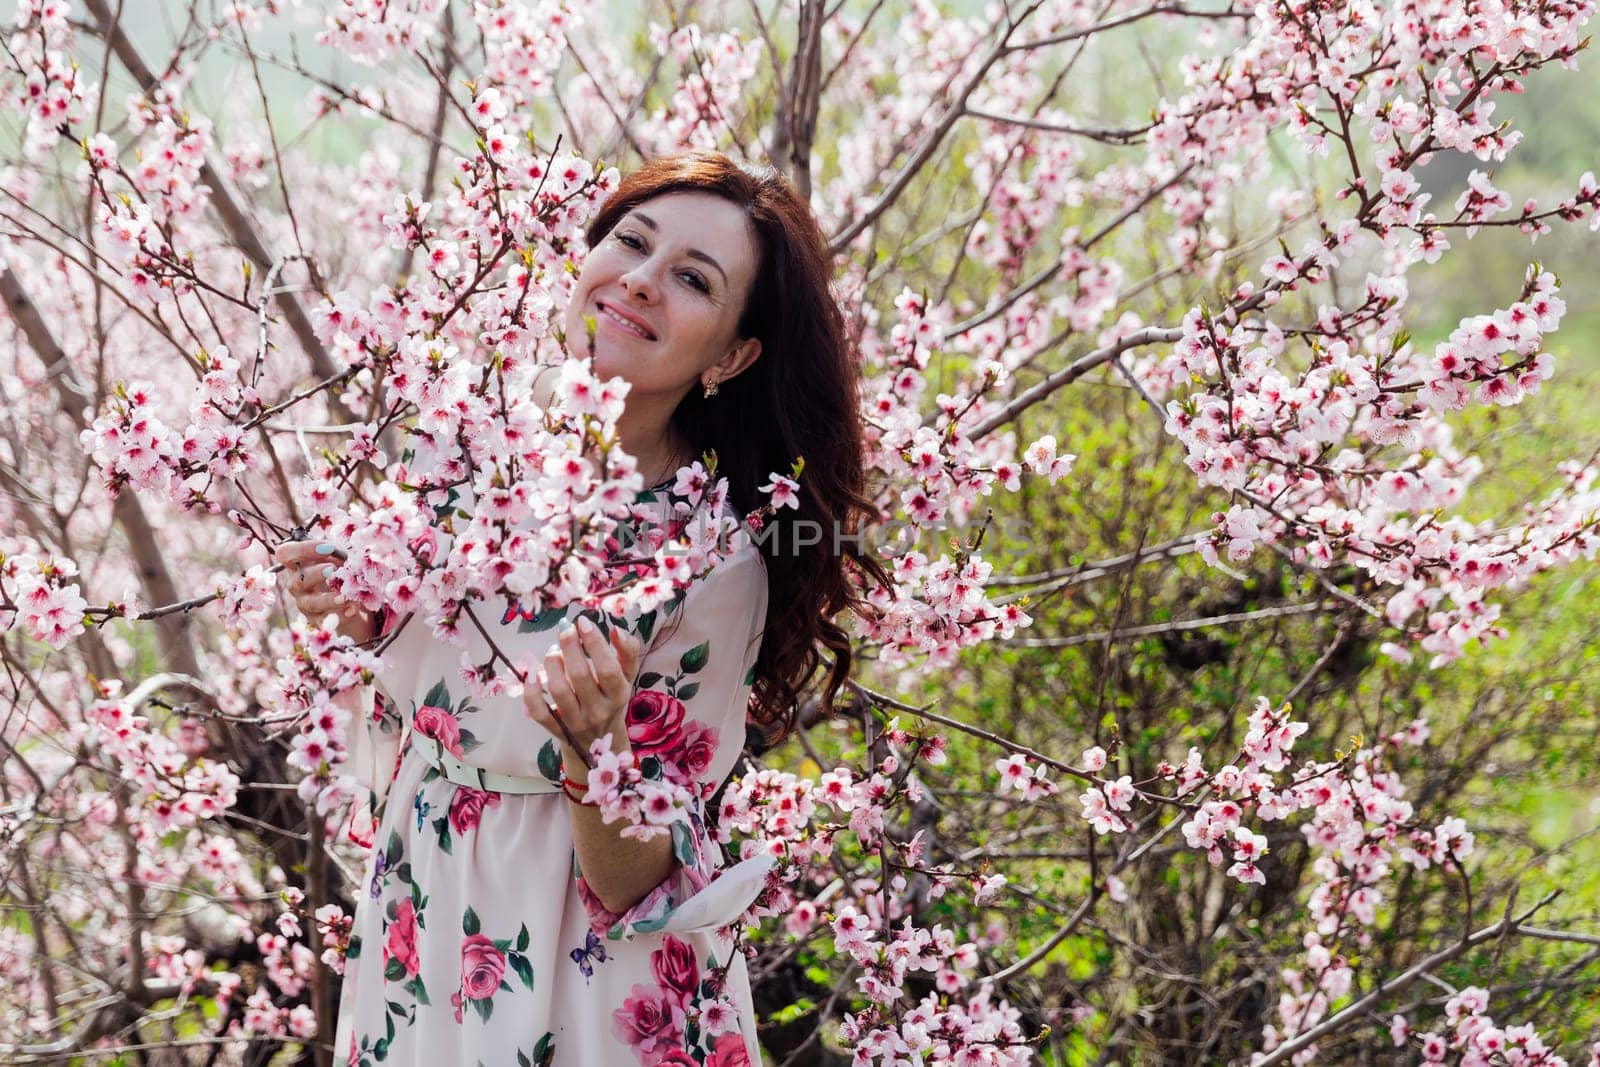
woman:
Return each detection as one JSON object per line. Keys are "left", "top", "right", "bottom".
{"left": 276, "top": 151, "right": 888, "bottom": 1066}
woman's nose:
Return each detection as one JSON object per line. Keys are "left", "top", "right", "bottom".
{"left": 618, "top": 266, "right": 656, "bottom": 303}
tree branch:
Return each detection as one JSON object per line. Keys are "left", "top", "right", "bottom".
{"left": 79, "top": 0, "right": 350, "bottom": 421}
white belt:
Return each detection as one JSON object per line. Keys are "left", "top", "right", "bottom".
{"left": 410, "top": 733, "right": 561, "bottom": 795}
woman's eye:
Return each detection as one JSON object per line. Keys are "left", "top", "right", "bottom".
{"left": 616, "top": 232, "right": 644, "bottom": 250}
{"left": 679, "top": 272, "right": 708, "bottom": 293}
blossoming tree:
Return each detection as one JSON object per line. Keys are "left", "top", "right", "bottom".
{"left": 3, "top": 0, "right": 1600, "bottom": 1063}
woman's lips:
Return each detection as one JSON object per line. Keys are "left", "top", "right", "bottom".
{"left": 596, "top": 300, "right": 657, "bottom": 341}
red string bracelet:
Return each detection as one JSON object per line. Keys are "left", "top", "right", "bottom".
{"left": 559, "top": 773, "right": 599, "bottom": 807}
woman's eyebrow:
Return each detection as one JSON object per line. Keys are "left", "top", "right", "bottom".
{"left": 629, "top": 211, "right": 728, "bottom": 285}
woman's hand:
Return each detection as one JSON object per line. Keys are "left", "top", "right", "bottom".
{"left": 272, "top": 540, "right": 378, "bottom": 645}
{"left": 523, "top": 614, "right": 642, "bottom": 773}
{"left": 533, "top": 615, "right": 669, "bottom": 913}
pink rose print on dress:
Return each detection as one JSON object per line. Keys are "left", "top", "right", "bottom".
{"left": 411, "top": 680, "right": 481, "bottom": 758}
{"left": 447, "top": 787, "right": 500, "bottom": 835}
{"left": 459, "top": 933, "right": 506, "bottom": 1000}
{"left": 625, "top": 689, "right": 686, "bottom": 757}
{"left": 451, "top": 933, "right": 506, "bottom": 1023}
{"left": 704, "top": 1034, "right": 753, "bottom": 1067}
{"left": 450, "top": 908, "right": 533, "bottom": 1023}
{"left": 612, "top": 983, "right": 687, "bottom": 1060}
{"left": 673, "top": 720, "right": 719, "bottom": 780}
{"left": 651, "top": 1053, "right": 699, "bottom": 1067}
{"left": 650, "top": 935, "right": 700, "bottom": 1005}
{"left": 413, "top": 704, "right": 464, "bottom": 758}
{"left": 383, "top": 898, "right": 420, "bottom": 980}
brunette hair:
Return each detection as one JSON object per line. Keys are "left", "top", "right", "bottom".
{"left": 584, "top": 151, "right": 890, "bottom": 742}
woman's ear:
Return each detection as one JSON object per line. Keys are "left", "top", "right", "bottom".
{"left": 714, "top": 336, "right": 763, "bottom": 385}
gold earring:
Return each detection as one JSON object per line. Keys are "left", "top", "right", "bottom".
{"left": 703, "top": 379, "right": 720, "bottom": 398}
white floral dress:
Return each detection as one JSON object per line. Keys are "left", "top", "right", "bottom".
{"left": 333, "top": 482, "right": 770, "bottom": 1067}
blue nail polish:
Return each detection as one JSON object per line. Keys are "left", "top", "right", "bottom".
{"left": 315, "top": 543, "right": 338, "bottom": 555}
{"left": 322, "top": 565, "right": 335, "bottom": 579}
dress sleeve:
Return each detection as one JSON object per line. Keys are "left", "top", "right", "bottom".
{"left": 335, "top": 685, "right": 406, "bottom": 847}
{"left": 337, "top": 613, "right": 411, "bottom": 847}
{"left": 575, "top": 543, "right": 771, "bottom": 942}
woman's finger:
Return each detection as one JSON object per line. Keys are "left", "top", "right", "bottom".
{"left": 274, "top": 542, "right": 319, "bottom": 569}
{"left": 286, "top": 571, "right": 326, "bottom": 600}
{"left": 573, "top": 617, "right": 629, "bottom": 701}
{"left": 556, "top": 622, "right": 604, "bottom": 707}
{"left": 541, "top": 647, "right": 581, "bottom": 723}
{"left": 612, "top": 626, "right": 642, "bottom": 681}
{"left": 301, "top": 592, "right": 342, "bottom": 616}
{"left": 521, "top": 675, "right": 557, "bottom": 733}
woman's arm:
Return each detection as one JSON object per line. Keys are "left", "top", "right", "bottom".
{"left": 533, "top": 548, "right": 768, "bottom": 935}
{"left": 555, "top": 719, "right": 675, "bottom": 915}
{"left": 524, "top": 615, "right": 672, "bottom": 915}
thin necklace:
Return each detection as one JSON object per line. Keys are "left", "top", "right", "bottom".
{"left": 643, "top": 439, "right": 689, "bottom": 489}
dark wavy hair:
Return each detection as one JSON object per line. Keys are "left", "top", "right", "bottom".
{"left": 584, "top": 151, "right": 890, "bottom": 742}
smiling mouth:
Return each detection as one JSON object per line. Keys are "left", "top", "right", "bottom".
{"left": 596, "top": 301, "right": 656, "bottom": 341}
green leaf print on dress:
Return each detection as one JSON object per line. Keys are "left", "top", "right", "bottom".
{"left": 378, "top": 830, "right": 431, "bottom": 1014}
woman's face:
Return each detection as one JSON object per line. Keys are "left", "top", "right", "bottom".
{"left": 564, "top": 190, "right": 763, "bottom": 401}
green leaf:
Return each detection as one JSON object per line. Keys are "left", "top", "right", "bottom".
{"left": 672, "top": 821, "right": 696, "bottom": 866}
{"left": 516, "top": 924, "right": 530, "bottom": 953}
{"left": 420, "top": 680, "right": 451, "bottom": 711}
{"left": 509, "top": 951, "right": 535, "bottom": 990}
{"left": 769, "top": 997, "right": 816, "bottom": 1025}
{"left": 429, "top": 488, "right": 460, "bottom": 520}
{"left": 519, "top": 606, "right": 567, "bottom": 633}
{"left": 679, "top": 641, "right": 710, "bottom": 674}
{"left": 637, "top": 671, "right": 663, "bottom": 689}
{"left": 433, "top": 816, "right": 452, "bottom": 856}
{"left": 395, "top": 862, "right": 412, "bottom": 886}
{"left": 637, "top": 612, "right": 656, "bottom": 645}
{"left": 408, "top": 977, "right": 431, "bottom": 1006}
{"left": 677, "top": 682, "right": 700, "bottom": 702}
{"left": 384, "top": 957, "right": 406, "bottom": 983}
{"left": 537, "top": 740, "right": 561, "bottom": 783}
{"left": 384, "top": 832, "right": 403, "bottom": 867}
{"left": 463, "top": 906, "right": 480, "bottom": 936}
{"left": 533, "top": 1033, "right": 555, "bottom": 1067}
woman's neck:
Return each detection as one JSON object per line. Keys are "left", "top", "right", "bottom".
{"left": 618, "top": 417, "right": 690, "bottom": 487}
